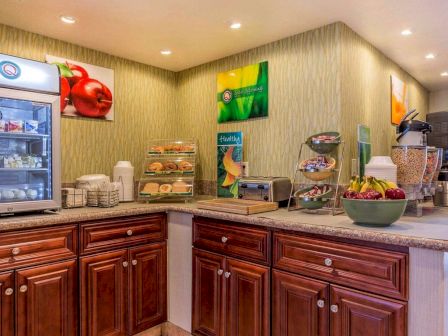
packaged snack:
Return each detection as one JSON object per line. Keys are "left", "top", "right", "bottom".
{"left": 24, "top": 120, "right": 39, "bottom": 134}
{"left": 7, "top": 120, "right": 23, "bottom": 133}
{"left": 0, "top": 120, "right": 6, "bottom": 132}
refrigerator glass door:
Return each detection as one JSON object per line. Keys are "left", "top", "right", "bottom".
{"left": 0, "top": 88, "right": 60, "bottom": 213}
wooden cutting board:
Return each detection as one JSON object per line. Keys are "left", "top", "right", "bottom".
{"left": 197, "top": 198, "right": 278, "bottom": 215}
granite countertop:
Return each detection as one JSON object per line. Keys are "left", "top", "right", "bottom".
{"left": 0, "top": 200, "right": 448, "bottom": 251}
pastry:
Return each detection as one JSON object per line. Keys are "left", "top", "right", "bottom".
{"left": 148, "top": 162, "right": 164, "bottom": 172}
{"left": 159, "top": 184, "right": 173, "bottom": 193}
{"left": 163, "top": 161, "right": 178, "bottom": 171}
{"left": 181, "top": 145, "right": 194, "bottom": 152}
{"left": 150, "top": 146, "right": 164, "bottom": 153}
{"left": 178, "top": 160, "right": 193, "bottom": 171}
{"left": 142, "top": 182, "right": 159, "bottom": 193}
{"left": 172, "top": 181, "right": 191, "bottom": 193}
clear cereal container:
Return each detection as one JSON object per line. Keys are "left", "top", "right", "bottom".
{"left": 138, "top": 177, "right": 194, "bottom": 201}
{"left": 147, "top": 139, "right": 196, "bottom": 156}
{"left": 143, "top": 157, "right": 195, "bottom": 176}
{"left": 422, "top": 147, "right": 439, "bottom": 185}
{"left": 391, "top": 146, "right": 427, "bottom": 186}
{"left": 433, "top": 148, "right": 444, "bottom": 182}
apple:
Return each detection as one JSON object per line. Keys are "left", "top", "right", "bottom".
{"left": 66, "top": 62, "right": 89, "bottom": 87}
{"left": 385, "top": 188, "right": 406, "bottom": 200}
{"left": 60, "top": 77, "right": 70, "bottom": 112}
{"left": 71, "top": 78, "right": 112, "bottom": 118}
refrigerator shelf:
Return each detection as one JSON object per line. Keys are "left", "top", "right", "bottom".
{"left": 0, "top": 132, "right": 49, "bottom": 140}
{"left": 0, "top": 168, "right": 48, "bottom": 172}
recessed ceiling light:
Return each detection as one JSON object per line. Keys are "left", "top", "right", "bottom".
{"left": 401, "top": 29, "right": 412, "bottom": 36}
{"left": 160, "top": 50, "right": 172, "bottom": 55}
{"left": 425, "top": 53, "right": 436, "bottom": 59}
{"left": 60, "top": 15, "right": 76, "bottom": 24}
{"left": 230, "top": 22, "right": 242, "bottom": 30}
{"left": 441, "top": 72, "right": 448, "bottom": 77}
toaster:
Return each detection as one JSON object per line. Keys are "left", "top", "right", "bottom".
{"left": 237, "top": 176, "right": 292, "bottom": 204}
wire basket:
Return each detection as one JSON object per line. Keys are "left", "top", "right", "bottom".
{"left": 87, "top": 190, "right": 119, "bottom": 207}
{"left": 61, "top": 188, "right": 87, "bottom": 209}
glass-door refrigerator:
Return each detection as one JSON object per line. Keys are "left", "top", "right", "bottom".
{"left": 0, "top": 54, "right": 61, "bottom": 214}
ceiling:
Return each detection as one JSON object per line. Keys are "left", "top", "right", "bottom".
{"left": 1, "top": 0, "right": 447, "bottom": 91}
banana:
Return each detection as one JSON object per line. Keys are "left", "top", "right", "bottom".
{"left": 377, "top": 179, "right": 390, "bottom": 191}
{"left": 371, "top": 178, "right": 386, "bottom": 197}
{"left": 386, "top": 181, "right": 398, "bottom": 189}
{"left": 360, "top": 177, "right": 372, "bottom": 193}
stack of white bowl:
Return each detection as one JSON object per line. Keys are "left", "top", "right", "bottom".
{"left": 365, "top": 156, "right": 397, "bottom": 183}
{"left": 113, "top": 161, "right": 134, "bottom": 202}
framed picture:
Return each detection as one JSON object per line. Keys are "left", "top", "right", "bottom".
{"left": 46, "top": 55, "right": 114, "bottom": 120}
{"left": 391, "top": 75, "right": 408, "bottom": 125}
{"left": 217, "top": 61, "right": 268, "bottom": 123}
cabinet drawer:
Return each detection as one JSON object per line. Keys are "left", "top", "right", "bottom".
{"left": 273, "top": 233, "right": 408, "bottom": 300}
{"left": 0, "top": 225, "right": 77, "bottom": 271}
{"left": 80, "top": 214, "right": 167, "bottom": 255}
{"left": 193, "top": 217, "right": 271, "bottom": 265}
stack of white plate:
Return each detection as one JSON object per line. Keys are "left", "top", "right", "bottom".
{"left": 365, "top": 156, "right": 397, "bottom": 183}
{"left": 113, "top": 161, "right": 134, "bottom": 202}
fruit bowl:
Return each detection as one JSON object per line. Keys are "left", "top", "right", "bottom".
{"left": 305, "top": 132, "right": 341, "bottom": 154}
{"left": 342, "top": 198, "right": 407, "bottom": 227}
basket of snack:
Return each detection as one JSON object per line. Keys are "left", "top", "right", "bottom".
{"left": 145, "top": 157, "right": 195, "bottom": 176}
{"left": 299, "top": 156, "right": 336, "bottom": 181}
{"left": 139, "top": 178, "right": 194, "bottom": 201}
{"left": 147, "top": 139, "right": 196, "bottom": 155}
{"left": 294, "top": 184, "right": 333, "bottom": 209}
{"left": 305, "top": 132, "right": 340, "bottom": 154}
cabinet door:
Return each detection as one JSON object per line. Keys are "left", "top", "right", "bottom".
{"left": 16, "top": 260, "right": 77, "bottom": 336}
{"left": 129, "top": 242, "right": 167, "bottom": 334}
{"left": 80, "top": 250, "right": 128, "bottom": 336}
{"left": 192, "top": 248, "right": 225, "bottom": 336}
{"left": 272, "top": 270, "right": 329, "bottom": 336}
{"left": 330, "top": 285, "right": 407, "bottom": 336}
{"left": 225, "top": 258, "right": 270, "bottom": 336}
{"left": 0, "top": 272, "right": 14, "bottom": 336}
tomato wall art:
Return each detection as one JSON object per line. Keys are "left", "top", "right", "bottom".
{"left": 46, "top": 55, "right": 114, "bottom": 120}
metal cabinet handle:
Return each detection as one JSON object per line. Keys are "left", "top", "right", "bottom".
{"left": 324, "top": 258, "right": 333, "bottom": 267}
{"left": 317, "top": 299, "right": 325, "bottom": 308}
{"left": 4, "top": 288, "right": 13, "bottom": 296}
{"left": 19, "top": 285, "right": 28, "bottom": 293}
{"left": 330, "top": 304, "right": 339, "bottom": 313}
{"left": 132, "top": 260, "right": 137, "bottom": 266}
{"left": 11, "top": 247, "right": 20, "bottom": 256}
{"left": 217, "top": 269, "right": 224, "bottom": 276}
{"left": 224, "top": 272, "right": 231, "bottom": 278}
{"left": 221, "top": 236, "right": 228, "bottom": 243}
{"left": 126, "top": 230, "right": 133, "bottom": 236}
{"left": 123, "top": 261, "right": 129, "bottom": 268}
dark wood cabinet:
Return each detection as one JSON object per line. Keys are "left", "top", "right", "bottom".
{"left": 0, "top": 272, "right": 14, "bottom": 336}
{"left": 226, "top": 258, "right": 270, "bottom": 336}
{"left": 192, "top": 248, "right": 225, "bottom": 336}
{"left": 330, "top": 285, "right": 407, "bottom": 336}
{"left": 129, "top": 242, "right": 167, "bottom": 334}
{"left": 272, "top": 270, "right": 329, "bottom": 336}
{"left": 80, "top": 250, "right": 128, "bottom": 336}
{"left": 16, "top": 260, "right": 78, "bottom": 336}
{"left": 192, "top": 248, "right": 270, "bottom": 336}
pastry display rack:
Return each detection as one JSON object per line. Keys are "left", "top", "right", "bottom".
{"left": 287, "top": 132, "right": 345, "bottom": 215}
{"left": 138, "top": 139, "right": 197, "bottom": 202}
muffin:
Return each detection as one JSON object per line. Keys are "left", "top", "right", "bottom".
{"left": 148, "top": 162, "right": 164, "bottom": 172}
{"left": 172, "top": 181, "right": 191, "bottom": 193}
{"left": 178, "top": 160, "right": 193, "bottom": 171}
{"left": 159, "top": 184, "right": 173, "bottom": 193}
{"left": 142, "top": 182, "right": 159, "bottom": 193}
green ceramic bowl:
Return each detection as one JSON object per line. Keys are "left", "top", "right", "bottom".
{"left": 342, "top": 198, "right": 408, "bottom": 227}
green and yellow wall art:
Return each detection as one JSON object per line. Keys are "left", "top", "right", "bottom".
{"left": 217, "top": 61, "right": 268, "bottom": 123}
